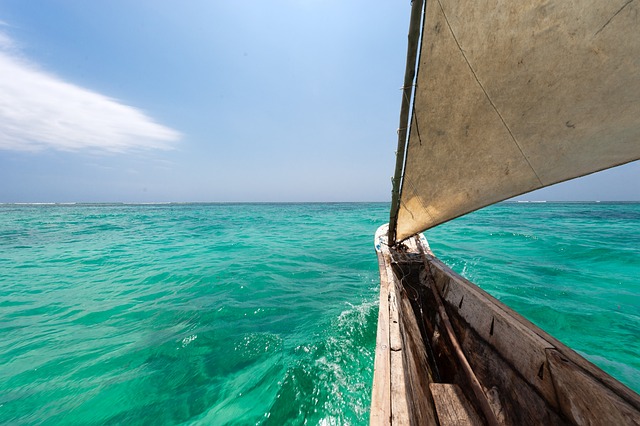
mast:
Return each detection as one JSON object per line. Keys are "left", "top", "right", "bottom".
{"left": 388, "top": 0, "right": 424, "bottom": 245}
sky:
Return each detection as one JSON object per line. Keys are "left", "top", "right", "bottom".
{"left": 0, "top": 1, "right": 638, "bottom": 203}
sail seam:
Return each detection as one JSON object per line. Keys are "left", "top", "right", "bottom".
{"left": 411, "top": 95, "right": 424, "bottom": 147}
{"left": 594, "top": 0, "right": 635, "bottom": 37}
{"left": 436, "top": 0, "right": 544, "bottom": 186}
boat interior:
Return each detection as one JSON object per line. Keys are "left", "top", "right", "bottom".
{"left": 371, "top": 225, "right": 640, "bottom": 425}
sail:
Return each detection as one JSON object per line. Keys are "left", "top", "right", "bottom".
{"left": 393, "top": 0, "right": 640, "bottom": 241}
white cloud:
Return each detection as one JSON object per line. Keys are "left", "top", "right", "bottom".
{"left": 0, "top": 31, "right": 181, "bottom": 153}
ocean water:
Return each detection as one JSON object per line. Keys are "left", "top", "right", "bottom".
{"left": 0, "top": 202, "right": 638, "bottom": 425}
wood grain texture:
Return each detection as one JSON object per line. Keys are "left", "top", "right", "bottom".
{"left": 390, "top": 286, "right": 410, "bottom": 425}
{"left": 429, "top": 258, "right": 559, "bottom": 407}
{"left": 371, "top": 245, "right": 392, "bottom": 425}
{"left": 546, "top": 349, "right": 640, "bottom": 425}
{"left": 424, "top": 246, "right": 640, "bottom": 425}
{"left": 430, "top": 383, "right": 482, "bottom": 426}
{"left": 396, "top": 279, "right": 438, "bottom": 425}
{"left": 372, "top": 228, "right": 640, "bottom": 425}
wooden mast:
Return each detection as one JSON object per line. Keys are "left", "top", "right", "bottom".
{"left": 388, "top": 0, "right": 423, "bottom": 245}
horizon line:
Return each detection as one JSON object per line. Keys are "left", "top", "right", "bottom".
{"left": 2, "top": 200, "right": 640, "bottom": 206}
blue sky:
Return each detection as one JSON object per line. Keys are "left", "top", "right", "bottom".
{"left": 0, "top": 1, "right": 638, "bottom": 203}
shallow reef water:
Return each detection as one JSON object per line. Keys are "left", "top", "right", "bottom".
{"left": 1, "top": 202, "right": 637, "bottom": 424}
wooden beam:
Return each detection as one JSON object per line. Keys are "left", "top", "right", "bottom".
{"left": 430, "top": 383, "right": 482, "bottom": 426}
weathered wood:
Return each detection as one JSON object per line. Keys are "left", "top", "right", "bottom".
{"left": 371, "top": 236, "right": 392, "bottom": 425}
{"left": 389, "top": 285, "right": 410, "bottom": 425}
{"left": 452, "top": 313, "right": 567, "bottom": 425}
{"left": 390, "top": 350, "right": 410, "bottom": 425}
{"left": 425, "top": 249, "right": 640, "bottom": 422}
{"left": 396, "top": 280, "right": 438, "bottom": 425}
{"left": 419, "top": 245, "right": 500, "bottom": 426}
{"left": 423, "top": 262, "right": 565, "bottom": 425}
{"left": 372, "top": 226, "right": 640, "bottom": 425}
{"left": 430, "top": 383, "right": 483, "bottom": 426}
{"left": 388, "top": 0, "right": 424, "bottom": 243}
{"left": 389, "top": 287, "right": 403, "bottom": 352}
{"left": 376, "top": 226, "right": 438, "bottom": 425}
{"left": 546, "top": 349, "right": 640, "bottom": 426}
{"left": 428, "top": 257, "right": 559, "bottom": 408}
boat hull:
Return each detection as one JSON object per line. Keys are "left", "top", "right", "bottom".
{"left": 371, "top": 225, "right": 640, "bottom": 425}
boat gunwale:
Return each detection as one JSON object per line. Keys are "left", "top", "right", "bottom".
{"left": 372, "top": 224, "right": 640, "bottom": 425}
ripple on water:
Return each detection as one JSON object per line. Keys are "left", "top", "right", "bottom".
{"left": 0, "top": 203, "right": 387, "bottom": 425}
{"left": 1, "top": 202, "right": 638, "bottom": 425}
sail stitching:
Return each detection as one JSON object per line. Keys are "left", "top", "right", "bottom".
{"left": 436, "top": 0, "right": 544, "bottom": 186}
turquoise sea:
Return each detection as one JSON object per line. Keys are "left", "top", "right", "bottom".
{"left": 1, "top": 202, "right": 638, "bottom": 425}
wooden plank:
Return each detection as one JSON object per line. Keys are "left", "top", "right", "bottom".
{"left": 391, "top": 351, "right": 410, "bottom": 425}
{"left": 384, "top": 230, "right": 436, "bottom": 424}
{"left": 373, "top": 234, "right": 640, "bottom": 425}
{"left": 395, "top": 266, "right": 439, "bottom": 425}
{"left": 546, "top": 349, "right": 640, "bottom": 426}
{"left": 389, "top": 285, "right": 403, "bottom": 352}
{"left": 389, "top": 284, "right": 410, "bottom": 425}
{"left": 371, "top": 232, "right": 392, "bottom": 426}
{"left": 430, "top": 383, "right": 483, "bottom": 426}
{"left": 454, "top": 318, "right": 566, "bottom": 425}
{"left": 418, "top": 248, "right": 566, "bottom": 424}
{"left": 428, "top": 259, "right": 559, "bottom": 407}
{"left": 418, "top": 241, "right": 640, "bottom": 424}
{"left": 426, "top": 251, "right": 640, "bottom": 416}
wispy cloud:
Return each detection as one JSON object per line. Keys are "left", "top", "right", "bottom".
{"left": 0, "top": 30, "right": 181, "bottom": 153}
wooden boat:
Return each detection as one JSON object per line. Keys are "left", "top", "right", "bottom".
{"left": 371, "top": 0, "right": 640, "bottom": 424}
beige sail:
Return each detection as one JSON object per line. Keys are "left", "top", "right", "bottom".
{"left": 394, "top": 0, "right": 640, "bottom": 241}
